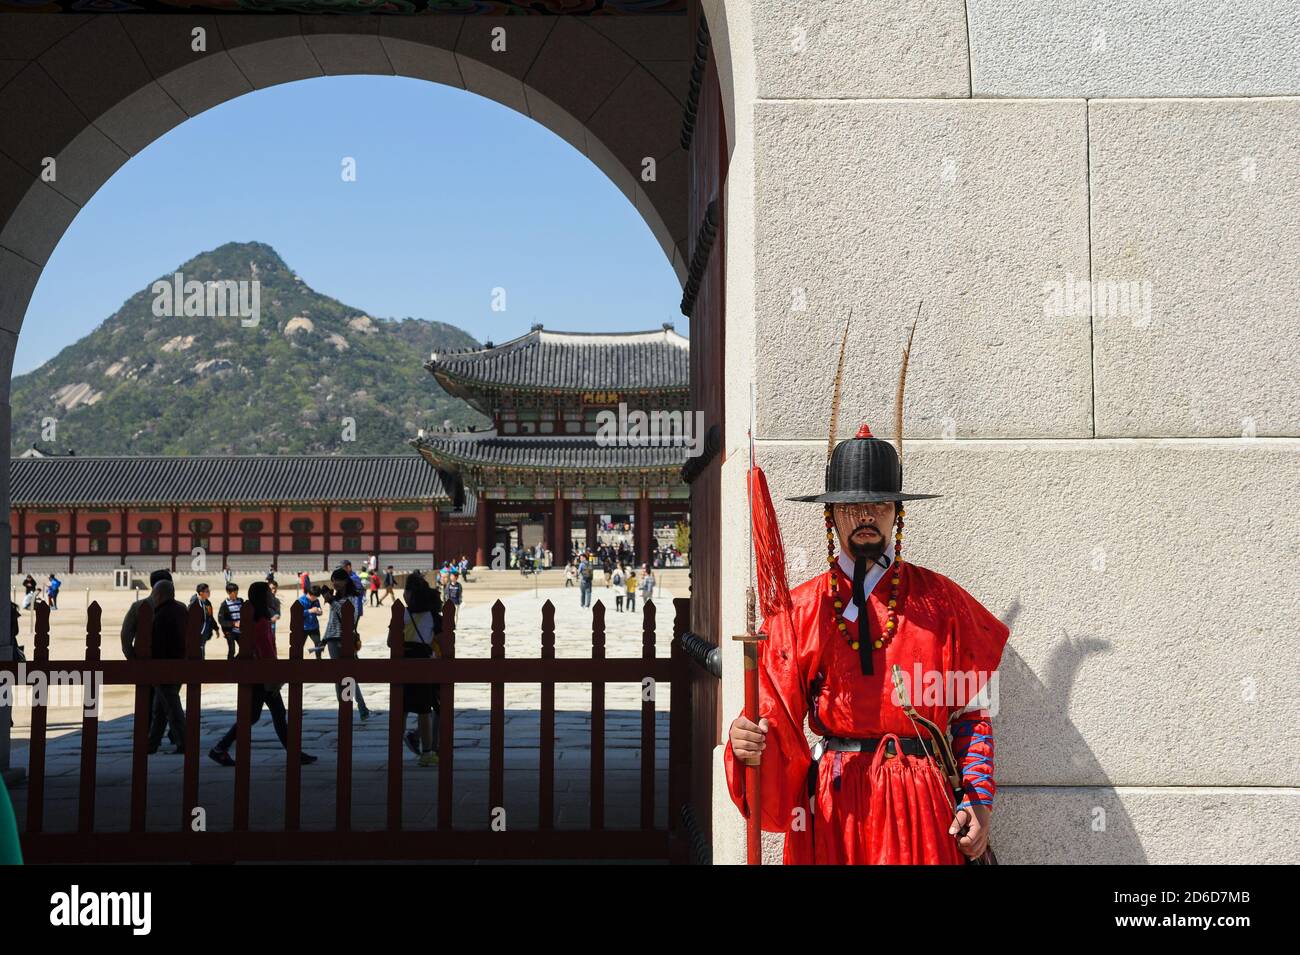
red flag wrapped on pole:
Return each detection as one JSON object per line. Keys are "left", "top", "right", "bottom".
{"left": 749, "top": 464, "right": 792, "bottom": 621}
{"left": 734, "top": 385, "right": 792, "bottom": 865}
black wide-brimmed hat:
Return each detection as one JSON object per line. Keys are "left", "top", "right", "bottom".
{"left": 789, "top": 423, "right": 940, "bottom": 504}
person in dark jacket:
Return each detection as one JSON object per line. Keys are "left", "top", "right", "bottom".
{"left": 188, "top": 583, "right": 216, "bottom": 658}
{"left": 216, "top": 582, "right": 242, "bottom": 660}
{"left": 209, "top": 580, "right": 317, "bottom": 766}
{"left": 321, "top": 569, "right": 371, "bottom": 720}
{"left": 297, "top": 585, "right": 325, "bottom": 658}
{"left": 400, "top": 572, "right": 442, "bottom": 767}
{"left": 116, "top": 571, "right": 189, "bottom": 758}
{"left": 20, "top": 574, "right": 36, "bottom": 611}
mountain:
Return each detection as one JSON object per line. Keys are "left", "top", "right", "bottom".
{"left": 10, "top": 242, "right": 489, "bottom": 456}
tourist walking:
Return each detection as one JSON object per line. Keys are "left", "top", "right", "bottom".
{"left": 298, "top": 585, "right": 325, "bottom": 658}
{"left": 217, "top": 581, "right": 242, "bottom": 660}
{"left": 341, "top": 560, "right": 365, "bottom": 623}
{"left": 268, "top": 578, "right": 282, "bottom": 639}
{"left": 625, "top": 569, "right": 638, "bottom": 613}
{"left": 209, "top": 580, "right": 317, "bottom": 767}
{"left": 45, "top": 574, "right": 61, "bottom": 610}
{"left": 445, "top": 572, "right": 463, "bottom": 608}
{"left": 322, "top": 568, "right": 371, "bottom": 720}
{"left": 21, "top": 574, "right": 36, "bottom": 610}
{"left": 120, "top": 574, "right": 189, "bottom": 753}
{"left": 144, "top": 579, "right": 189, "bottom": 755}
{"left": 188, "top": 583, "right": 216, "bottom": 659}
{"left": 381, "top": 565, "right": 396, "bottom": 605}
{"left": 612, "top": 564, "right": 625, "bottom": 612}
{"left": 369, "top": 571, "right": 381, "bottom": 607}
{"left": 578, "top": 555, "right": 594, "bottom": 608}
{"left": 399, "top": 571, "right": 442, "bottom": 768}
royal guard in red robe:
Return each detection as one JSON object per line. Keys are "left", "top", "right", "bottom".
{"left": 726, "top": 337, "right": 1010, "bottom": 865}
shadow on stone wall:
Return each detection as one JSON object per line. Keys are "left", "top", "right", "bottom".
{"left": 997, "top": 597, "right": 1148, "bottom": 863}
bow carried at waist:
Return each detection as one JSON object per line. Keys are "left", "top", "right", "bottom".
{"left": 890, "top": 664, "right": 997, "bottom": 866}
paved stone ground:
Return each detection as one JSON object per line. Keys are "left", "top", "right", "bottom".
{"left": 8, "top": 578, "right": 683, "bottom": 836}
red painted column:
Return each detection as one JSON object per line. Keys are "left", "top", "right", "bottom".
{"left": 372, "top": 505, "right": 381, "bottom": 561}
{"left": 553, "top": 496, "right": 568, "bottom": 565}
{"left": 431, "top": 505, "right": 443, "bottom": 566}
{"left": 119, "top": 507, "right": 128, "bottom": 568}
{"left": 16, "top": 508, "right": 25, "bottom": 573}
{"left": 637, "top": 495, "right": 652, "bottom": 568}
{"left": 220, "top": 506, "right": 230, "bottom": 572}
{"left": 322, "top": 506, "right": 331, "bottom": 572}
{"left": 69, "top": 506, "right": 78, "bottom": 573}
{"left": 170, "top": 507, "right": 179, "bottom": 573}
{"left": 272, "top": 506, "right": 281, "bottom": 573}
{"left": 475, "top": 499, "right": 490, "bottom": 568}
{"left": 585, "top": 512, "right": 597, "bottom": 552}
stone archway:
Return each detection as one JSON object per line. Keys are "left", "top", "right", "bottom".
{"left": 0, "top": 16, "right": 695, "bottom": 548}
{"left": 0, "top": 10, "right": 714, "bottom": 785}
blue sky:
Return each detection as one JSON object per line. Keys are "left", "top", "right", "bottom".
{"left": 15, "top": 74, "right": 681, "bottom": 376}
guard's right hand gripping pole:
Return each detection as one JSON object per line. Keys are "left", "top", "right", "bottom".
{"left": 733, "top": 586, "right": 766, "bottom": 865}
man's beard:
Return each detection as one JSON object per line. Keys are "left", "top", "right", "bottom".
{"left": 846, "top": 524, "right": 886, "bottom": 562}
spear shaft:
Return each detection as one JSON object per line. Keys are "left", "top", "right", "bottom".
{"left": 733, "top": 384, "right": 766, "bottom": 864}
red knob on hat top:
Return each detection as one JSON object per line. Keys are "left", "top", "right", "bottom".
{"left": 856, "top": 423, "right": 873, "bottom": 438}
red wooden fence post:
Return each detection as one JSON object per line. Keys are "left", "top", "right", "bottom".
{"left": 181, "top": 598, "right": 203, "bottom": 832}
{"left": 335, "top": 599, "right": 355, "bottom": 833}
{"left": 77, "top": 602, "right": 101, "bottom": 834}
{"left": 129, "top": 599, "right": 152, "bottom": 834}
{"left": 26, "top": 600, "right": 50, "bottom": 833}
{"left": 668, "top": 597, "right": 691, "bottom": 863}
{"left": 640, "top": 599, "right": 656, "bottom": 830}
{"left": 539, "top": 600, "right": 555, "bottom": 831}
{"left": 286, "top": 599, "right": 305, "bottom": 831}
{"left": 488, "top": 600, "right": 505, "bottom": 823}
{"left": 233, "top": 596, "right": 253, "bottom": 833}
{"left": 436, "top": 600, "right": 456, "bottom": 830}
{"left": 590, "top": 599, "right": 606, "bottom": 831}
{"left": 386, "top": 599, "right": 405, "bottom": 831}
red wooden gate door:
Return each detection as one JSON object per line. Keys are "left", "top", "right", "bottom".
{"left": 672, "top": 3, "right": 728, "bottom": 863}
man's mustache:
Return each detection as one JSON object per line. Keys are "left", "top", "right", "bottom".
{"left": 850, "top": 523, "right": 880, "bottom": 535}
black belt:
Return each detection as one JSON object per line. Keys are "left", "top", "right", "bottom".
{"left": 817, "top": 735, "right": 930, "bottom": 758}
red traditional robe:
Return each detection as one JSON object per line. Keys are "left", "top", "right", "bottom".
{"left": 724, "top": 557, "right": 1009, "bottom": 864}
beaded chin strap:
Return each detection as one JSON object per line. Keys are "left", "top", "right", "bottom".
{"left": 825, "top": 503, "right": 905, "bottom": 653}
{"left": 821, "top": 307, "right": 918, "bottom": 664}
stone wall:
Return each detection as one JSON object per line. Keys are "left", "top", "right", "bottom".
{"left": 710, "top": 0, "right": 1299, "bottom": 864}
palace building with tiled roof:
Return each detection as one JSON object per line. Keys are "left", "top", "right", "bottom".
{"left": 412, "top": 325, "right": 691, "bottom": 567}
{"left": 8, "top": 454, "right": 477, "bottom": 575}
{"left": 9, "top": 326, "right": 691, "bottom": 576}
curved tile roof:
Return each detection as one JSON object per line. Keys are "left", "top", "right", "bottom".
{"left": 427, "top": 326, "right": 690, "bottom": 395}
{"left": 10, "top": 455, "right": 449, "bottom": 507}
{"left": 411, "top": 433, "right": 689, "bottom": 472}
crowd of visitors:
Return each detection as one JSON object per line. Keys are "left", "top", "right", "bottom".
{"left": 99, "top": 557, "right": 470, "bottom": 768}
{"left": 41, "top": 546, "right": 665, "bottom": 771}
{"left": 567, "top": 552, "right": 655, "bottom": 611}
{"left": 19, "top": 573, "right": 61, "bottom": 611}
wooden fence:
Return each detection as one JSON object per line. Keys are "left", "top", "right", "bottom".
{"left": 4, "top": 594, "right": 698, "bottom": 863}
